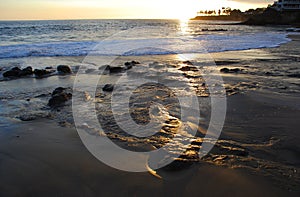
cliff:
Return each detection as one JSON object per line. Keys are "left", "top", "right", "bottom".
{"left": 243, "top": 8, "right": 300, "bottom": 26}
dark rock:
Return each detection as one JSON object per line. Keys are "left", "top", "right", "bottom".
{"left": 220, "top": 68, "right": 230, "bottom": 73}
{"left": 102, "top": 84, "right": 114, "bottom": 92}
{"left": 182, "top": 73, "right": 200, "bottom": 79}
{"left": 19, "top": 66, "right": 33, "bottom": 76}
{"left": 107, "top": 66, "right": 125, "bottom": 73}
{"left": 231, "top": 68, "right": 241, "bottom": 73}
{"left": 18, "top": 112, "right": 50, "bottom": 121}
{"left": 3, "top": 67, "right": 21, "bottom": 77}
{"left": 45, "top": 66, "right": 53, "bottom": 69}
{"left": 11, "top": 67, "right": 21, "bottom": 71}
{"left": 220, "top": 68, "right": 241, "bottom": 73}
{"left": 3, "top": 66, "right": 33, "bottom": 78}
{"left": 182, "top": 60, "right": 193, "bottom": 65}
{"left": 243, "top": 8, "right": 300, "bottom": 26}
{"left": 265, "top": 72, "right": 272, "bottom": 76}
{"left": 287, "top": 73, "right": 300, "bottom": 78}
{"left": 51, "top": 87, "right": 66, "bottom": 96}
{"left": 124, "top": 61, "right": 140, "bottom": 70}
{"left": 34, "top": 69, "right": 52, "bottom": 77}
{"left": 57, "top": 65, "right": 72, "bottom": 74}
{"left": 125, "top": 60, "right": 140, "bottom": 65}
{"left": 48, "top": 87, "right": 72, "bottom": 108}
{"left": 48, "top": 94, "right": 71, "bottom": 107}
{"left": 179, "top": 66, "right": 198, "bottom": 72}
{"left": 202, "top": 29, "right": 227, "bottom": 32}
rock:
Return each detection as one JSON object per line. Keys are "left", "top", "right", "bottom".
{"left": 102, "top": 84, "right": 114, "bottom": 92}
{"left": 230, "top": 68, "right": 241, "bottom": 73}
{"left": 220, "top": 68, "right": 230, "bottom": 73}
{"left": 3, "top": 67, "right": 33, "bottom": 78}
{"left": 19, "top": 66, "right": 33, "bottom": 76}
{"left": 48, "top": 94, "right": 71, "bottom": 107}
{"left": 34, "top": 69, "right": 52, "bottom": 77}
{"left": 124, "top": 61, "right": 140, "bottom": 69}
{"left": 57, "top": 65, "right": 72, "bottom": 74}
{"left": 220, "top": 68, "right": 241, "bottom": 73}
{"left": 287, "top": 73, "right": 300, "bottom": 78}
{"left": 265, "top": 72, "right": 272, "bottom": 76}
{"left": 202, "top": 29, "right": 227, "bottom": 32}
{"left": 51, "top": 87, "right": 66, "bottom": 96}
{"left": 45, "top": 66, "right": 53, "bottom": 69}
{"left": 182, "top": 60, "right": 193, "bottom": 65}
{"left": 179, "top": 66, "right": 198, "bottom": 72}
{"left": 3, "top": 67, "right": 21, "bottom": 77}
{"left": 48, "top": 87, "right": 72, "bottom": 108}
{"left": 107, "top": 66, "right": 125, "bottom": 73}
{"left": 17, "top": 112, "right": 49, "bottom": 121}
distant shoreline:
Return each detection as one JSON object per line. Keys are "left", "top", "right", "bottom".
{"left": 191, "top": 8, "right": 300, "bottom": 27}
{"left": 190, "top": 15, "right": 247, "bottom": 22}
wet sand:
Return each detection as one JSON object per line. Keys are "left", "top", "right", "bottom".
{"left": 0, "top": 35, "right": 300, "bottom": 196}
{"left": 0, "top": 119, "right": 296, "bottom": 197}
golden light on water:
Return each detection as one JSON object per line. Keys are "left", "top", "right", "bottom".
{"left": 179, "top": 19, "right": 190, "bottom": 35}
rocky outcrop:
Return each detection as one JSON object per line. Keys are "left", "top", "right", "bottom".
{"left": 179, "top": 66, "right": 198, "bottom": 72}
{"left": 48, "top": 87, "right": 72, "bottom": 108}
{"left": 106, "top": 66, "right": 125, "bottom": 73}
{"left": 34, "top": 69, "right": 53, "bottom": 77}
{"left": 105, "top": 61, "right": 140, "bottom": 74}
{"left": 243, "top": 9, "right": 300, "bottom": 26}
{"left": 124, "top": 61, "right": 140, "bottom": 69}
{"left": 220, "top": 68, "right": 241, "bottom": 73}
{"left": 57, "top": 65, "right": 72, "bottom": 74}
{"left": 3, "top": 66, "right": 33, "bottom": 78}
{"left": 102, "top": 84, "right": 114, "bottom": 92}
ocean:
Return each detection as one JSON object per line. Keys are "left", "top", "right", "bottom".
{"left": 0, "top": 19, "right": 291, "bottom": 59}
{"left": 0, "top": 19, "right": 300, "bottom": 191}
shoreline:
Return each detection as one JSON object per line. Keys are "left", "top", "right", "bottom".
{"left": 0, "top": 36, "right": 300, "bottom": 195}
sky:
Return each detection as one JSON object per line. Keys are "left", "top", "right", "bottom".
{"left": 0, "top": 0, "right": 275, "bottom": 20}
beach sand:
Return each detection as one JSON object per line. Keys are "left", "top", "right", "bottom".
{"left": 0, "top": 35, "right": 299, "bottom": 196}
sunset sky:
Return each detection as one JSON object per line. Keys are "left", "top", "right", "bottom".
{"left": 0, "top": 0, "right": 274, "bottom": 20}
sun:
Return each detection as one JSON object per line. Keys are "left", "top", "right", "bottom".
{"left": 155, "top": 0, "right": 197, "bottom": 20}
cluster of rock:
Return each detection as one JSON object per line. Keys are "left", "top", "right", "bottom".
{"left": 220, "top": 67, "right": 242, "bottom": 73}
{"left": 3, "top": 66, "right": 34, "bottom": 78}
{"left": 2, "top": 65, "right": 72, "bottom": 79}
{"left": 101, "top": 61, "right": 140, "bottom": 92}
{"left": 104, "top": 61, "right": 140, "bottom": 74}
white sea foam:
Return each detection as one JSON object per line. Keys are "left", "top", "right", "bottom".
{"left": 0, "top": 32, "right": 290, "bottom": 58}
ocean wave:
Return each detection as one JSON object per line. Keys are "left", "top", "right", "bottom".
{"left": 0, "top": 32, "right": 290, "bottom": 58}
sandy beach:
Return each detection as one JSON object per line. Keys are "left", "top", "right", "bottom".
{"left": 0, "top": 33, "right": 300, "bottom": 196}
